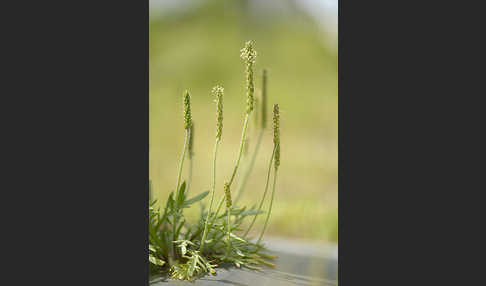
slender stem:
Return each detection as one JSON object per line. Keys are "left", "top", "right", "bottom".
{"left": 226, "top": 206, "right": 232, "bottom": 256}
{"left": 172, "top": 129, "right": 190, "bottom": 260}
{"left": 208, "top": 195, "right": 225, "bottom": 229}
{"left": 234, "top": 130, "right": 265, "bottom": 204}
{"left": 228, "top": 114, "right": 250, "bottom": 186}
{"left": 199, "top": 139, "right": 220, "bottom": 251}
{"left": 175, "top": 129, "right": 190, "bottom": 197}
{"left": 257, "top": 166, "right": 278, "bottom": 245}
{"left": 244, "top": 145, "right": 275, "bottom": 237}
{"left": 207, "top": 112, "right": 252, "bottom": 234}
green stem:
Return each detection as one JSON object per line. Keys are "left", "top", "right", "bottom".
{"left": 257, "top": 166, "right": 278, "bottom": 245}
{"left": 234, "top": 130, "right": 265, "bottom": 204}
{"left": 176, "top": 129, "right": 190, "bottom": 197}
{"left": 172, "top": 129, "right": 190, "bottom": 260}
{"left": 243, "top": 145, "right": 275, "bottom": 237}
{"left": 228, "top": 114, "right": 250, "bottom": 186}
{"left": 199, "top": 139, "right": 220, "bottom": 251}
{"left": 207, "top": 112, "right": 251, "bottom": 235}
{"left": 208, "top": 196, "right": 225, "bottom": 229}
{"left": 226, "top": 205, "right": 232, "bottom": 256}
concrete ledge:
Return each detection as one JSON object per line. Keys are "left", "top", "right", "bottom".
{"left": 152, "top": 237, "right": 338, "bottom": 285}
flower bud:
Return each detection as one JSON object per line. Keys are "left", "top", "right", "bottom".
{"left": 240, "top": 41, "right": 257, "bottom": 114}
{"left": 183, "top": 90, "right": 192, "bottom": 130}
{"left": 212, "top": 85, "right": 224, "bottom": 140}
{"left": 224, "top": 182, "right": 232, "bottom": 208}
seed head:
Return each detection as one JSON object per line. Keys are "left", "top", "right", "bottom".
{"left": 183, "top": 90, "right": 192, "bottom": 130}
{"left": 224, "top": 182, "right": 232, "bottom": 208}
{"left": 240, "top": 41, "right": 257, "bottom": 114}
{"left": 273, "top": 104, "right": 280, "bottom": 170}
{"left": 240, "top": 40, "right": 257, "bottom": 64}
{"left": 212, "top": 85, "right": 224, "bottom": 140}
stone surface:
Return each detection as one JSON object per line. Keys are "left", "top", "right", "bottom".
{"left": 151, "top": 237, "right": 338, "bottom": 286}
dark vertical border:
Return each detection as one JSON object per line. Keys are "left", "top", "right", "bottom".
{"left": 2, "top": 0, "right": 149, "bottom": 284}
{"left": 338, "top": 0, "right": 343, "bottom": 283}
{"left": 339, "top": 1, "right": 397, "bottom": 284}
{"left": 338, "top": 1, "right": 454, "bottom": 284}
{"left": 339, "top": 0, "right": 393, "bottom": 282}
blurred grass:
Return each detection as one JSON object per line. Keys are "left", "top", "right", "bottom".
{"left": 149, "top": 0, "right": 337, "bottom": 242}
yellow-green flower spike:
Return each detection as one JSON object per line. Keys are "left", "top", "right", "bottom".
{"left": 224, "top": 182, "right": 232, "bottom": 208}
{"left": 212, "top": 85, "right": 224, "bottom": 140}
{"left": 273, "top": 104, "right": 280, "bottom": 170}
{"left": 183, "top": 90, "right": 192, "bottom": 130}
{"left": 240, "top": 41, "right": 257, "bottom": 114}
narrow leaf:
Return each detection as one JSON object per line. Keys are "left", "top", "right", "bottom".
{"left": 177, "top": 181, "right": 187, "bottom": 207}
{"left": 149, "top": 255, "right": 165, "bottom": 266}
{"left": 183, "top": 191, "right": 209, "bottom": 207}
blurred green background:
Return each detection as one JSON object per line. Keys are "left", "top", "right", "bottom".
{"left": 149, "top": 0, "right": 337, "bottom": 243}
